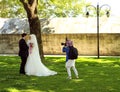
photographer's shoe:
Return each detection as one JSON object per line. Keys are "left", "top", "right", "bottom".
{"left": 76, "top": 75, "right": 79, "bottom": 79}
{"left": 67, "top": 76, "right": 72, "bottom": 79}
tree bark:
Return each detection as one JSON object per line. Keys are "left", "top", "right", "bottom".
{"left": 20, "top": 0, "right": 44, "bottom": 60}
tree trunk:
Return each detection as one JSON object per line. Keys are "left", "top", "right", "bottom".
{"left": 20, "top": 0, "right": 44, "bottom": 60}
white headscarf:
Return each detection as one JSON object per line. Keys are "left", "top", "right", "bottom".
{"left": 66, "top": 40, "right": 73, "bottom": 46}
{"left": 29, "top": 34, "right": 41, "bottom": 60}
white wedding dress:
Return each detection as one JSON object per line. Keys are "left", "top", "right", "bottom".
{"left": 25, "top": 34, "right": 57, "bottom": 76}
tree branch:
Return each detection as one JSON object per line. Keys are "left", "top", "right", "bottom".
{"left": 29, "top": 0, "right": 38, "bottom": 15}
{"left": 20, "top": 0, "right": 38, "bottom": 18}
{"left": 20, "top": 0, "right": 30, "bottom": 11}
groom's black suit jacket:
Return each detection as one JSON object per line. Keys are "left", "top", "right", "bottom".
{"left": 18, "top": 39, "right": 29, "bottom": 58}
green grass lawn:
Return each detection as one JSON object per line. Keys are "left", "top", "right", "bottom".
{"left": 0, "top": 56, "right": 120, "bottom": 92}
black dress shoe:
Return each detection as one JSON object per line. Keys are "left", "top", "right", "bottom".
{"left": 20, "top": 73, "right": 25, "bottom": 75}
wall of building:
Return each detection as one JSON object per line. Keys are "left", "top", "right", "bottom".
{"left": 0, "top": 34, "right": 120, "bottom": 56}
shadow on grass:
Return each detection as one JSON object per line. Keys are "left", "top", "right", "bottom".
{"left": 0, "top": 56, "right": 120, "bottom": 92}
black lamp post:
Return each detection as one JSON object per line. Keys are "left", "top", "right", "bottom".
{"left": 86, "top": 3, "right": 111, "bottom": 58}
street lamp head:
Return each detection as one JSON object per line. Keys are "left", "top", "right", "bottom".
{"left": 86, "top": 11, "right": 89, "bottom": 18}
{"left": 106, "top": 11, "right": 110, "bottom": 17}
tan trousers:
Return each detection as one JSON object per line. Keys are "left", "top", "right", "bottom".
{"left": 65, "top": 59, "right": 78, "bottom": 77}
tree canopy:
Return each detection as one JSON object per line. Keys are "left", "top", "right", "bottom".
{"left": 0, "top": 0, "right": 26, "bottom": 17}
{"left": 0, "top": 0, "right": 86, "bottom": 18}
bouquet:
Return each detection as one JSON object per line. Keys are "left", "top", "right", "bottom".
{"left": 29, "top": 43, "right": 33, "bottom": 54}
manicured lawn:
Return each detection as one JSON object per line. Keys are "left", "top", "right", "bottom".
{"left": 0, "top": 56, "right": 120, "bottom": 92}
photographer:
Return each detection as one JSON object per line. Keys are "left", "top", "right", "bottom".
{"left": 62, "top": 40, "right": 79, "bottom": 79}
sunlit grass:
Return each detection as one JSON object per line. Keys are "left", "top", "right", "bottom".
{"left": 0, "top": 56, "right": 120, "bottom": 92}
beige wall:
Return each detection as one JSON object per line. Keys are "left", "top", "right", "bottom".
{"left": 0, "top": 34, "right": 120, "bottom": 56}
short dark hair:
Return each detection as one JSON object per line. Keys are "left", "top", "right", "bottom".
{"left": 21, "top": 33, "right": 27, "bottom": 37}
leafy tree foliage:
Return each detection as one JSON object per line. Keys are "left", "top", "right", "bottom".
{"left": 38, "top": 0, "right": 86, "bottom": 18}
{"left": 0, "top": 0, "right": 86, "bottom": 18}
{"left": 0, "top": 0, "right": 26, "bottom": 18}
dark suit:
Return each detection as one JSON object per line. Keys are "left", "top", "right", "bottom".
{"left": 18, "top": 38, "right": 29, "bottom": 74}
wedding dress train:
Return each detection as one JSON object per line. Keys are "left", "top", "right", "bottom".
{"left": 25, "top": 34, "right": 57, "bottom": 76}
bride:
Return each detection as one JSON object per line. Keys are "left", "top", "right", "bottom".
{"left": 25, "top": 34, "right": 57, "bottom": 76}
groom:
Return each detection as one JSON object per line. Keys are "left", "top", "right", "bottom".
{"left": 18, "top": 33, "right": 29, "bottom": 75}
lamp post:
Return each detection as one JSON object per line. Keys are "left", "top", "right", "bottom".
{"left": 86, "top": 3, "right": 111, "bottom": 58}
